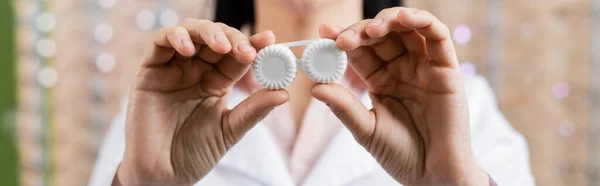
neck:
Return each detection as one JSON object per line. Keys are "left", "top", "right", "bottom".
{"left": 255, "top": 0, "right": 362, "bottom": 42}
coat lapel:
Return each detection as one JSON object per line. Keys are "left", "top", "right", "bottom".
{"left": 219, "top": 89, "right": 380, "bottom": 186}
{"left": 218, "top": 124, "right": 295, "bottom": 186}
{"left": 301, "top": 127, "right": 380, "bottom": 186}
{"left": 301, "top": 92, "right": 381, "bottom": 186}
{"left": 217, "top": 89, "right": 295, "bottom": 186}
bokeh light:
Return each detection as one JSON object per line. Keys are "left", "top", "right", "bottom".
{"left": 453, "top": 24, "right": 472, "bottom": 45}
{"left": 36, "top": 38, "right": 56, "bottom": 58}
{"left": 159, "top": 9, "right": 179, "bottom": 28}
{"left": 97, "top": 0, "right": 117, "bottom": 10}
{"left": 94, "top": 22, "right": 114, "bottom": 44}
{"left": 559, "top": 120, "right": 575, "bottom": 137}
{"left": 460, "top": 61, "right": 477, "bottom": 77}
{"left": 95, "top": 52, "right": 116, "bottom": 73}
{"left": 37, "top": 67, "right": 58, "bottom": 88}
{"left": 552, "top": 81, "right": 570, "bottom": 99}
{"left": 35, "top": 12, "right": 56, "bottom": 33}
{"left": 136, "top": 10, "right": 156, "bottom": 30}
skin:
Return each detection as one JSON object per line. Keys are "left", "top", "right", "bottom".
{"left": 316, "top": 8, "right": 489, "bottom": 185}
{"left": 114, "top": 1, "right": 489, "bottom": 186}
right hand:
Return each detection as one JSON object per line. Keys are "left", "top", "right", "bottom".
{"left": 114, "top": 19, "right": 289, "bottom": 186}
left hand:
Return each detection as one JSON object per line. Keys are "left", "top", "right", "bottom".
{"left": 314, "top": 7, "right": 488, "bottom": 186}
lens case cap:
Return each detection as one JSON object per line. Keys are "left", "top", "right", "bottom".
{"left": 301, "top": 39, "right": 347, "bottom": 83}
{"left": 252, "top": 45, "right": 297, "bottom": 90}
{"left": 252, "top": 38, "right": 347, "bottom": 90}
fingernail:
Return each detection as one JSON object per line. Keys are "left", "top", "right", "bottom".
{"left": 368, "top": 18, "right": 383, "bottom": 27}
{"left": 214, "top": 33, "right": 228, "bottom": 44}
{"left": 237, "top": 43, "right": 255, "bottom": 53}
{"left": 181, "top": 38, "right": 194, "bottom": 49}
{"left": 338, "top": 30, "right": 355, "bottom": 38}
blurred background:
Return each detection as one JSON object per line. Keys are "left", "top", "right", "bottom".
{"left": 1, "top": 0, "right": 599, "bottom": 185}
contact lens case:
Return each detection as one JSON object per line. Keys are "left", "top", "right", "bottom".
{"left": 252, "top": 38, "right": 348, "bottom": 90}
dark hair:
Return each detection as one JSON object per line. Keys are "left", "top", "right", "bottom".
{"left": 215, "top": 0, "right": 403, "bottom": 30}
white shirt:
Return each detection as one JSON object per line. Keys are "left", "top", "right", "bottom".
{"left": 89, "top": 75, "right": 536, "bottom": 186}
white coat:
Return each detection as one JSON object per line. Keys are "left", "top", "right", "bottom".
{"left": 89, "top": 75, "right": 536, "bottom": 186}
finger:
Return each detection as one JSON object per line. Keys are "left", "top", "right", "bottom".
{"left": 137, "top": 57, "right": 211, "bottom": 92}
{"left": 182, "top": 19, "right": 232, "bottom": 54}
{"left": 400, "top": 30, "right": 428, "bottom": 57}
{"left": 336, "top": 20, "right": 384, "bottom": 51}
{"left": 397, "top": 9, "right": 458, "bottom": 67}
{"left": 200, "top": 70, "right": 237, "bottom": 92}
{"left": 214, "top": 24, "right": 257, "bottom": 81}
{"left": 217, "top": 55, "right": 253, "bottom": 82}
{"left": 369, "top": 33, "right": 406, "bottom": 61}
{"left": 347, "top": 47, "right": 385, "bottom": 81}
{"left": 197, "top": 44, "right": 225, "bottom": 63}
{"left": 319, "top": 24, "right": 344, "bottom": 40}
{"left": 397, "top": 9, "right": 450, "bottom": 41}
{"left": 217, "top": 23, "right": 256, "bottom": 63}
{"left": 144, "top": 27, "right": 195, "bottom": 66}
{"left": 249, "top": 30, "right": 276, "bottom": 51}
{"left": 362, "top": 8, "right": 410, "bottom": 61}
{"left": 312, "top": 83, "right": 375, "bottom": 143}
{"left": 224, "top": 89, "right": 289, "bottom": 144}
{"left": 365, "top": 7, "right": 414, "bottom": 38}
{"left": 142, "top": 43, "right": 175, "bottom": 67}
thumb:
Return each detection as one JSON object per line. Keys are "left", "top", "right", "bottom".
{"left": 312, "top": 84, "right": 375, "bottom": 143}
{"left": 224, "top": 89, "right": 289, "bottom": 144}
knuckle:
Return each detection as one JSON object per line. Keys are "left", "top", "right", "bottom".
{"left": 155, "top": 27, "right": 169, "bottom": 36}
{"left": 224, "top": 28, "right": 246, "bottom": 40}
{"left": 231, "top": 35, "right": 248, "bottom": 43}
{"left": 381, "top": 7, "right": 401, "bottom": 16}
{"left": 350, "top": 20, "right": 369, "bottom": 29}
{"left": 183, "top": 18, "right": 210, "bottom": 26}
{"left": 420, "top": 10, "right": 437, "bottom": 20}
{"left": 206, "top": 21, "right": 220, "bottom": 27}
{"left": 182, "top": 18, "right": 196, "bottom": 25}
{"left": 199, "top": 22, "right": 221, "bottom": 33}
{"left": 219, "top": 23, "right": 241, "bottom": 35}
{"left": 154, "top": 27, "right": 174, "bottom": 40}
{"left": 215, "top": 23, "right": 233, "bottom": 32}
{"left": 214, "top": 22, "right": 228, "bottom": 28}
{"left": 157, "top": 27, "right": 169, "bottom": 33}
{"left": 359, "top": 19, "right": 373, "bottom": 29}
{"left": 439, "top": 23, "right": 451, "bottom": 35}
{"left": 172, "top": 26, "right": 188, "bottom": 35}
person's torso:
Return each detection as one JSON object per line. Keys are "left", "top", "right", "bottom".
{"left": 192, "top": 75, "right": 490, "bottom": 186}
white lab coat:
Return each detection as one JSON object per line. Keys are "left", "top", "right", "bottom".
{"left": 89, "top": 75, "right": 536, "bottom": 186}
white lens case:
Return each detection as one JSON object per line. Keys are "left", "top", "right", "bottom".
{"left": 253, "top": 38, "right": 347, "bottom": 90}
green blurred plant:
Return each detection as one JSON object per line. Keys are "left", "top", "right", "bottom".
{"left": 0, "top": 0, "right": 19, "bottom": 185}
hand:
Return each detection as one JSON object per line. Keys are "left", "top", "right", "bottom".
{"left": 314, "top": 8, "right": 488, "bottom": 186}
{"left": 115, "top": 19, "right": 288, "bottom": 186}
